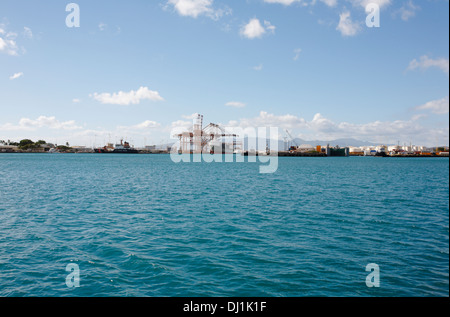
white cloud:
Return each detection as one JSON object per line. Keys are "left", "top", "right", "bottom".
{"left": 118, "top": 120, "right": 161, "bottom": 131}
{"left": 293, "top": 48, "right": 302, "bottom": 61}
{"left": 225, "top": 101, "right": 246, "bottom": 108}
{"left": 170, "top": 119, "right": 194, "bottom": 135}
{"left": 72, "top": 98, "right": 81, "bottom": 103}
{"left": 182, "top": 113, "right": 201, "bottom": 120}
{"left": 23, "top": 27, "right": 33, "bottom": 39}
{"left": 263, "top": 0, "right": 303, "bottom": 5}
{"left": 411, "top": 113, "right": 427, "bottom": 121}
{"left": 98, "top": 23, "right": 107, "bottom": 31}
{"left": 415, "top": 96, "right": 449, "bottom": 115}
{"left": 319, "top": 0, "right": 338, "bottom": 7}
{"left": 0, "top": 116, "right": 82, "bottom": 131}
{"left": 229, "top": 111, "right": 307, "bottom": 130}
{"left": 170, "top": 114, "right": 208, "bottom": 136}
{"left": 72, "top": 129, "right": 110, "bottom": 139}
{"left": 166, "top": 0, "right": 231, "bottom": 20}
{"left": 397, "top": 1, "right": 420, "bottom": 21}
{"left": 326, "top": 119, "right": 425, "bottom": 142}
{"left": 264, "top": 20, "right": 276, "bottom": 33}
{"left": 19, "top": 116, "right": 82, "bottom": 131}
{"left": 336, "top": 11, "right": 361, "bottom": 36}
{"left": 407, "top": 55, "right": 449, "bottom": 75}
{"left": 240, "top": 18, "right": 275, "bottom": 39}
{"left": 0, "top": 25, "right": 19, "bottom": 56}
{"left": 167, "top": 0, "right": 212, "bottom": 18}
{"left": 72, "top": 120, "right": 163, "bottom": 145}
{"left": 9, "top": 72, "right": 23, "bottom": 80}
{"left": 135, "top": 120, "right": 161, "bottom": 129}
{"left": 253, "top": 64, "right": 263, "bottom": 71}
{"left": 223, "top": 111, "right": 448, "bottom": 145}
{"left": 91, "top": 86, "right": 164, "bottom": 105}
{"left": 349, "top": 0, "right": 391, "bottom": 9}
{"left": 241, "top": 19, "right": 265, "bottom": 39}
{"left": 309, "top": 113, "right": 337, "bottom": 133}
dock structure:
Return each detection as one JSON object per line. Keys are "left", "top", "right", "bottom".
{"left": 0, "top": 145, "right": 19, "bottom": 153}
{"left": 176, "top": 114, "right": 242, "bottom": 154}
{"left": 325, "top": 144, "right": 350, "bottom": 157}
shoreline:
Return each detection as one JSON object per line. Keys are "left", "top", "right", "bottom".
{"left": 1, "top": 151, "right": 448, "bottom": 158}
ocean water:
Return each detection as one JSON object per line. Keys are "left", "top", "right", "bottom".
{"left": 0, "top": 154, "right": 448, "bottom": 297}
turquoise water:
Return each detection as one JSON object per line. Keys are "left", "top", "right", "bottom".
{"left": 0, "top": 154, "right": 448, "bottom": 297}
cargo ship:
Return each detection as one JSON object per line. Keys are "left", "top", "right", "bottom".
{"left": 94, "top": 140, "right": 139, "bottom": 154}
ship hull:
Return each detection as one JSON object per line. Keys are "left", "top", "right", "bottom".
{"left": 112, "top": 149, "right": 139, "bottom": 154}
{"left": 93, "top": 149, "right": 139, "bottom": 154}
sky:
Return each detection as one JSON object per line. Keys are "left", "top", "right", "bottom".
{"left": 0, "top": 0, "right": 449, "bottom": 147}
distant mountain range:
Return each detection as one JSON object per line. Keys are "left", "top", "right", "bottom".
{"left": 285, "top": 138, "right": 391, "bottom": 148}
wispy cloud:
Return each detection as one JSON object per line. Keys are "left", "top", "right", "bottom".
{"left": 293, "top": 48, "right": 302, "bottom": 61}
{"left": 91, "top": 87, "right": 164, "bottom": 106}
{"left": 319, "top": 0, "right": 337, "bottom": 7}
{"left": 182, "top": 113, "right": 201, "bottom": 120}
{"left": 415, "top": 96, "right": 449, "bottom": 115}
{"left": 349, "top": 0, "right": 391, "bottom": 9}
{"left": 118, "top": 120, "right": 161, "bottom": 131}
{"left": 263, "top": 0, "right": 304, "bottom": 5}
{"left": 225, "top": 111, "right": 448, "bottom": 145}
{"left": 0, "top": 116, "right": 82, "bottom": 131}
{"left": 227, "top": 111, "right": 307, "bottom": 130}
{"left": 264, "top": 0, "right": 335, "bottom": 7}
{"left": 0, "top": 24, "right": 19, "bottom": 56}
{"left": 396, "top": 1, "right": 420, "bottom": 21}
{"left": 336, "top": 11, "right": 361, "bottom": 36}
{"left": 253, "top": 64, "right": 263, "bottom": 71}
{"left": 23, "top": 27, "right": 33, "bottom": 39}
{"left": 264, "top": 20, "right": 276, "bottom": 33}
{"left": 170, "top": 119, "right": 195, "bottom": 135}
{"left": 407, "top": 55, "right": 449, "bottom": 75}
{"left": 9, "top": 72, "right": 23, "bottom": 80}
{"left": 225, "top": 101, "right": 246, "bottom": 108}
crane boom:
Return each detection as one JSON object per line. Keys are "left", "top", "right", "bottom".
{"left": 285, "top": 130, "right": 299, "bottom": 147}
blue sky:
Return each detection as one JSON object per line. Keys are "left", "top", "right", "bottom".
{"left": 0, "top": 0, "right": 448, "bottom": 147}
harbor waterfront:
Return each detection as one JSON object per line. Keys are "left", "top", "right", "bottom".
{"left": 1, "top": 141, "right": 449, "bottom": 157}
{"left": 1, "top": 116, "right": 448, "bottom": 157}
{"left": 0, "top": 154, "right": 448, "bottom": 297}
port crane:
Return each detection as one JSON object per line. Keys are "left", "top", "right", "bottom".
{"left": 176, "top": 114, "right": 241, "bottom": 154}
{"left": 285, "top": 129, "right": 299, "bottom": 151}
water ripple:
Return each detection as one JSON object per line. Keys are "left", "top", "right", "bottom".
{"left": 0, "top": 154, "right": 448, "bottom": 296}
